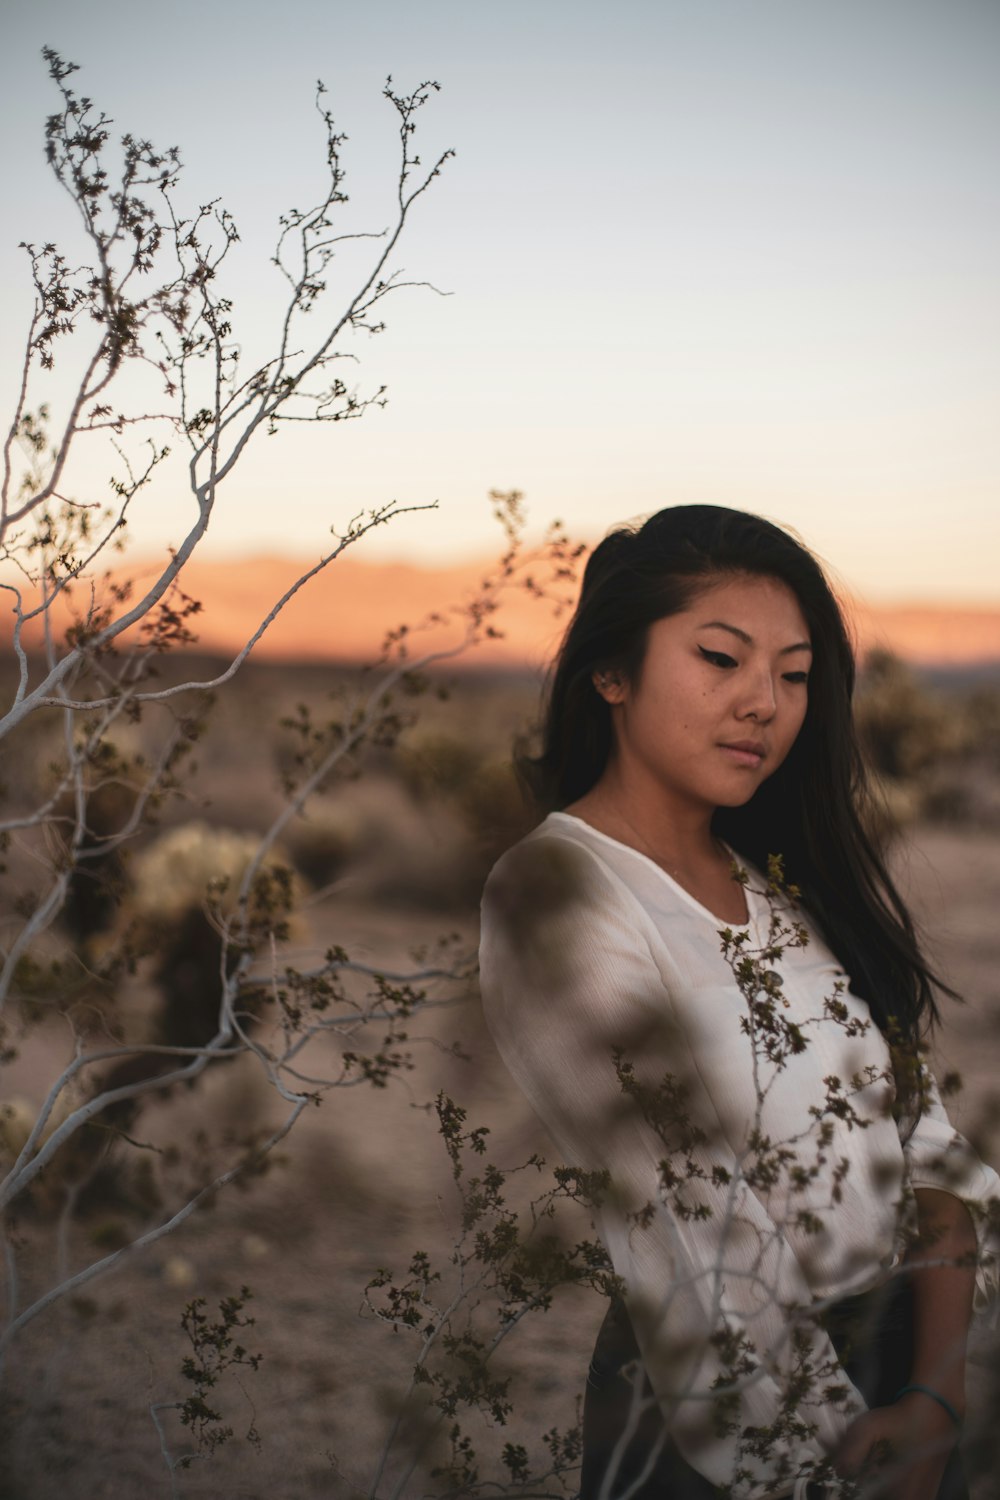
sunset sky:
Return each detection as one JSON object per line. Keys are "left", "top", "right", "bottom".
{"left": 2, "top": 0, "right": 998, "bottom": 605}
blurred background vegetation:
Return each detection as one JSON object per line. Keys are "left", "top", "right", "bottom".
{"left": 855, "top": 649, "right": 1000, "bottom": 834}
{"left": 4, "top": 648, "right": 998, "bottom": 938}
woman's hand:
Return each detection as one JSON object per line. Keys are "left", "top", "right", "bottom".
{"left": 834, "top": 1392, "right": 960, "bottom": 1498}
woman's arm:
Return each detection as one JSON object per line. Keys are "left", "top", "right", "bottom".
{"left": 834, "top": 1178, "right": 977, "bottom": 1497}
{"left": 898, "top": 1067, "right": 1000, "bottom": 1316}
{"left": 907, "top": 1185, "right": 976, "bottom": 1418}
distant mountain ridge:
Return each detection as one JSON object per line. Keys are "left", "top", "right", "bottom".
{"left": 9, "top": 552, "right": 1000, "bottom": 669}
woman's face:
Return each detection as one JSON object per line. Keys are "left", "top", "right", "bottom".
{"left": 597, "top": 572, "right": 812, "bottom": 817}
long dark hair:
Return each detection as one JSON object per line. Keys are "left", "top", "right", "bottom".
{"left": 518, "top": 504, "right": 952, "bottom": 1051}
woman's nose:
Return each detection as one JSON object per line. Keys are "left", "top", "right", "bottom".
{"left": 737, "top": 672, "right": 777, "bottom": 722}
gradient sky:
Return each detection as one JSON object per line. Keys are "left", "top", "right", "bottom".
{"left": 2, "top": 0, "right": 998, "bottom": 603}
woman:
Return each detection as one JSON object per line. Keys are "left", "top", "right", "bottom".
{"left": 478, "top": 506, "right": 998, "bottom": 1499}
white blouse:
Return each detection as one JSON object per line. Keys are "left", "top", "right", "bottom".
{"left": 478, "top": 811, "right": 999, "bottom": 1498}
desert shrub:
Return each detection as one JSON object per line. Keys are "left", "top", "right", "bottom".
{"left": 282, "top": 813, "right": 358, "bottom": 889}
{"left": 456, "top": 758, "right": 535, "bottom": 877}
{"left": 396, "top": 733, "right": 485, "bottom": 804}
{"left": 853, "top": 650, "right": 995, "bottom": 830}
{"left": 390, "top": 737, "right": 536, "bottom": 908}
{"left": 856, "top": 650, "right": 963, "bottom": 783}
{"left": 963, "top": 686, "right": 1000, "bottom": 766}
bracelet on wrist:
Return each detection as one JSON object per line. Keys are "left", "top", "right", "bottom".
{"left": 893, "top": 1382, "right": 963, "bottom": 1431}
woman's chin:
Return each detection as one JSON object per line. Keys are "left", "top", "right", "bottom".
{"left": 713, "top": 781, "right": 763, "bottom": 810}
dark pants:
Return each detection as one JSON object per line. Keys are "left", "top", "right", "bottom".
{"left": 580, "top": 1275, "right": 969, "bottom": 1498}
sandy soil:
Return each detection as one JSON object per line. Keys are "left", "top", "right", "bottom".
{"left": 3, "top": 823, "right": 1000, "bottom": 1500}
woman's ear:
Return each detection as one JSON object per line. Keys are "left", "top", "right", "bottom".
{"left": 592, "top": 670, "right": 626, "bottom": 705}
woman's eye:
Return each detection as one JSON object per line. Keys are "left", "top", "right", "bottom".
{"left": 698, "top": 645, "right": 737, "bottom": 669}
{"left": 782, "top": 671, "right": 809, "bottom": 685}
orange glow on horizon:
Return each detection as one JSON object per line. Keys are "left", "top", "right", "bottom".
{"left": 8, "top": 553, "right": 1000, "bottom": 671}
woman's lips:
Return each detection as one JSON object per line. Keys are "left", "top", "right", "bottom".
{"left": 718, "top": 741, "right": 766, "bottom": 768}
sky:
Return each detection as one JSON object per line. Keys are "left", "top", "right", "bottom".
{"left": 2, "top": 0, "right": 998, "bottom": 604}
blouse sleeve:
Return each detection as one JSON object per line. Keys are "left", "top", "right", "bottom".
{"left": 900, "top": 1064, "right": 1000, "bottom": 1320}
{"left": 479, "top": 834, "right": 867, "bottom": 1497}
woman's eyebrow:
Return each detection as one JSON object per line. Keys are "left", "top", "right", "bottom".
{"left": 698, "top": 620, "right": 813, "bottom": 655}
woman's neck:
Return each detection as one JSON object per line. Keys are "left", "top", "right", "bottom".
{"left": 565, "top": 765, "right": 718, "bottom": 873}
{"left": 561, "top": 779, "right": 749, "bottom": 925}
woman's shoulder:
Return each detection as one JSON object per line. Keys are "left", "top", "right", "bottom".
{"left": 482, "top": 812, "right": 616, "bottom": 912}
{"left": 479, "top": 815, "right": 662, "bottom": 995}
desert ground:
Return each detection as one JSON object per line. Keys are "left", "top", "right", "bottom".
{"left": 2, "top": 656, "right": 999, "bottom": 1499}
